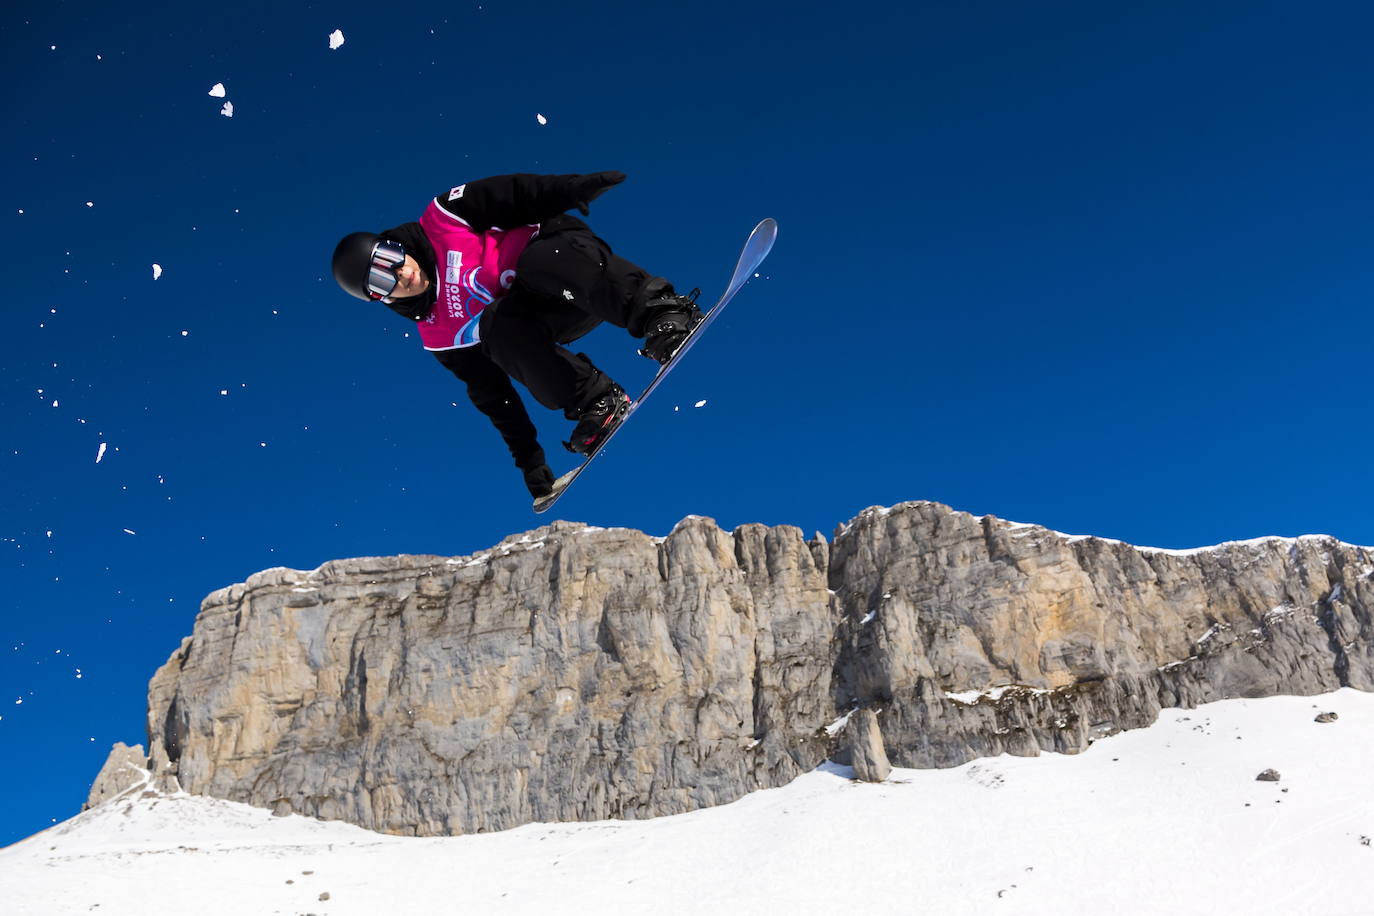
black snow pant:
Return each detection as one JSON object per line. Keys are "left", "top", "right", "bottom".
{"left": 478, "top": 215, "right": 656, "bottom": 418}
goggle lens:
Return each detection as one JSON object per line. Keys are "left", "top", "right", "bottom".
{"left": 366, "top": 239, "right": 407, "bottom": 300}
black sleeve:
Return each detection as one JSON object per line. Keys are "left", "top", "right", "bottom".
{"left": 433, "top": 348, "right": 546, "bottom": 471}
{"left": 434, "top": 173, "right": 597, "bottom": 231}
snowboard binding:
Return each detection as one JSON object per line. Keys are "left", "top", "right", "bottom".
{"left": 638, "top": 288, "right": 704, "bottom": 365}
{"left": 563, "top": 385, "right": 631, "bottom": 456}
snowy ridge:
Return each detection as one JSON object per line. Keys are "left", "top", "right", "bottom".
{"left": 215, "top": 509, "right": 1366, "bottom": 609}
{"left": 238, "top": 524, "right": 649, "bottom": 587}
{"left": 998, "top": 513, "right": 1351, "bottom": 556}
{"left": 3, "top": 691, "right": 1372, "bottom": 915}
{"left": 838, "top": 500, "right": 1364, "bottom": 557}
{"left": 445, "top": 534, "right": 547, "bottom": 568}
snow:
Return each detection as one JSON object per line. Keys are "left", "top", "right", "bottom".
{"left": 328, "top": 29, "right": 345, "bottom": 50}
{"left": 151, "top": 264, "right": 162, "bottom": 280}
{"left": 945, "top": 684, "right": 1051, "bottom": 705}
{"left": 1002, "top": 516, "right": 1329, "bottom": 558}
{"left": 2, "top": 690, "right": 1371, "bottom": 914}
{"left": 536, "top": 113, "right": 548, "bottom": 125}
{"left": 207, "top": 83, "right": 226, "bottom": 98}
{"left": 822, "top": 709, "right": 855, "bottom": 736}
{"left": 220, "top": 101, "right": 234, "bottom": 118}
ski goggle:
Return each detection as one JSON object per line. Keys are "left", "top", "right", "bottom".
{"left": 366, "top": 239, "right": 407, "bottom": 300}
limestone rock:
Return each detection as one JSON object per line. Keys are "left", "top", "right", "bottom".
{"left": 144, "top": 518, "right": 834, "bottom": 835}
{"left": 830, "top": 503, "right": 1374, "bottom": 768}
{"left": 85, "top": 742, "right": 149, "bottom": 810}
{"left": 126, "top": 502, "right": 1373, "bottom": 837}
{"left": 847, "top": 709, "right": 890, "bottom": 782}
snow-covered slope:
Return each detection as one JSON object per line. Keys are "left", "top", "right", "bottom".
{"left": 3, "top": 691, "right": 1372, "bottom": 915}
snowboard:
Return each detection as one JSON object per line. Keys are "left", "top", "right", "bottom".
{"left": 533, "top": 218, "right": 778, "bottom": 514}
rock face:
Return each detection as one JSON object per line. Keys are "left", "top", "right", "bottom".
{"left": 123, "top": 502, "right": 1374, "bottom": 837}
{"left": 830, "top": 504, "right": 1374, "bottom": 768}
{"left": 846, "top": 709, "right": 891, "bottom": 782}
{"left": 84, "top": 743, "right": 149, "bottom": 810}
{"left": 144, "top": 519, "right": 835, "bottom": 835}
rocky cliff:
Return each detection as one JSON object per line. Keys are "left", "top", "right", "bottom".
{"left": 99, "top": 502, "right": 1374, "bottom": 836}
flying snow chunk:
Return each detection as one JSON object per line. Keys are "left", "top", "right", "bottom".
{"left": 152, "top": 264, "right": 163, "bottom": 280}
{"left": 208, "top": 82, "right": 226, "bottom": 98}
{"left": 695, "top": 399, "right": 708, "bottom": 408}
{"left": 220, "top": 102, "right": 234, "bottom": 118}
{"left": 122, "top": 529, "right": 137, "bottom": 536}
{"left": 537, "top": 113, "right": 548, "bottom": 125}
{"left": 95, "top": 442, "right": 107, "bottom": 464}
{"left": 329, "top": 29, "right": 345, "bottom": 50}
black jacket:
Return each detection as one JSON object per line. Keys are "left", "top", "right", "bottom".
{"left": 381, "top": 173, "right": 618, "bottom": 472}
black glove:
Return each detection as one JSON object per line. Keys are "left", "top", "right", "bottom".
{"left": 574, "top": 171, "right": 626, "bottom": 215}
{"left": 522, "top": 463, "right": 555, "bottom": 499}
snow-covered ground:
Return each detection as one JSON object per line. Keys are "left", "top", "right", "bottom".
{"left": 2, "top": 691, "right": 1372, "bottom": 915}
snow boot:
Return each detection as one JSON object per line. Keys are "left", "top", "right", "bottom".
{"left": 563, "top": 384, "right": 631, "bottom": 455}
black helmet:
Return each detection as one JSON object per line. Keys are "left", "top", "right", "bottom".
{"left": 332, "top": 231, "right": 384, "bottom": 301}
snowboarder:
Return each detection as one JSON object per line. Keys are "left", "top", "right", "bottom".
{"left": 331, "top": 172, "right": 703, "bottom": 499}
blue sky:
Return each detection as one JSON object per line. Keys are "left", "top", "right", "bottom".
{"left": 2, "top": 0, "right": 1372, "bottom": 845}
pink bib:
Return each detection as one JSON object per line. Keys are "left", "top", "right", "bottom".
{"left": 415, "top": 201, "right": 538, "bottom": 351}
